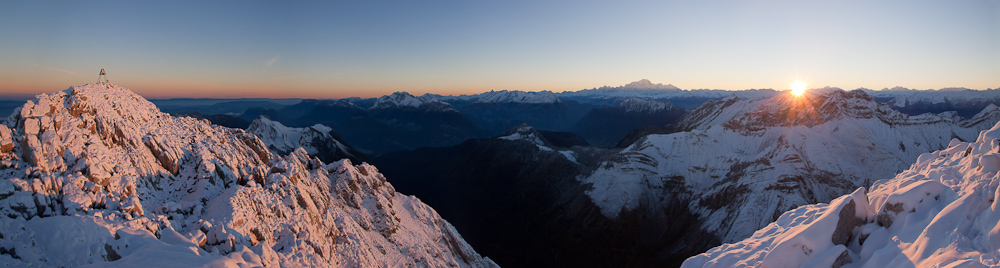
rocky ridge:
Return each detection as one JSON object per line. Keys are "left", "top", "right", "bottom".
{"left": 0, "top": 83, "right": 495, "bottom": 267}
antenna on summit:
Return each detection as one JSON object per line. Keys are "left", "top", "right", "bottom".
{"left": 97, "top": 69, "right": 109, "bottom": 84}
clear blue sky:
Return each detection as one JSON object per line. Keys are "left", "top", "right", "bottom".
{"left": 1, "top": 0, "right": 997, "bottom": 98}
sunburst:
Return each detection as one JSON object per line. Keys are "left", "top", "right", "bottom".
{"left": 790, "top": 81, "right": 807, "bottom": 97}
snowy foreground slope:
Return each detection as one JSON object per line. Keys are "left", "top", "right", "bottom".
{"left": 0, "top": 83, "right": 496, "bottom": 267}
{"left": 584, "top": 90, "right": 1000, "bottom": 244}
{"left": 684, "top": 121, "right": 1000, "bottom": 268}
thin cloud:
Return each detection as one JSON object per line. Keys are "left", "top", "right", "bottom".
{"left": 23, "top": 62, "right": 81, "bottom": 76}
{"left": 44, "top": 67, "right": 81, "bottom": 76}
{"left": 266, "top": 55, "right": 280, "bottom": 67}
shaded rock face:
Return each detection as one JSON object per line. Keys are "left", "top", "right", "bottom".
{"left": 568, "top": 98, "right": 686, "bottom": 147}
{"left": 0, "top": 83, "right": 496, "bottom": 267}
{"left": 374, "top": 125, "right": 716, "bottom": 268}
{"left": 831, "top": 199, "right": 865, "bottom": 246}
{"left": 449, "top": 100, "right": 596, "bottom": 134}
{"left": 247, "top": 95, "right": 489, "bottom": 156}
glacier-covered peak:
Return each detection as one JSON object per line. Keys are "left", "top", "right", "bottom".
{"left": 619, "top": 79, "right": 680, "bottom": 90}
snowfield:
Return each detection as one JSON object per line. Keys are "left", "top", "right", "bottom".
{"left": 684, "top": 121, "right": 1000, "bottom": 267}
{"left": 0, "top": 83, "right": 496, "bottom": 267}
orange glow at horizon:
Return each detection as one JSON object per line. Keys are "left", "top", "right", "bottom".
{"left": 790, "top": 81, "right": 807, "bottom": 97}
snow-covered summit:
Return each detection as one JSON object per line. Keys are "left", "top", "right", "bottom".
{"left": 471, "top": 90, "right": 560, "bottom": 104}
{"left": 497, "top": 124, "right": 579, "bottom": 162}
{"left": 498, "top": 124, "right": 548, "bottom": 146}
{"left": 683, "top": 120, "right": 1000, "bottom": 267}
{"left": 247, "top": 116, "right": 364, "bottom": 164}
{"left": 617, "top": 79, "right": 681, "bottom": 90}
{"left": 616, "top": 97, "right": 675, "bottom": 113}
{"left": 0, "top": 83, "right": 496, "bottom": 267}
{"left": 369, "top": 91, "right": 457, "bottom": 112}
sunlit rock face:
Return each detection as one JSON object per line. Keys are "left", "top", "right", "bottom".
{"left": 0, "top": 83, "right": 496, "bottom": 267}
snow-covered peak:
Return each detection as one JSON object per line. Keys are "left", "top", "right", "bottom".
{"left": 496, "top": 124, "right": 580, "bottom": 162}
{"left": 472, "top": 90, "right": 560, "bottom": 104}
{"left": 879, "top": 86, "right": 915, "bottom": 91}
{"left": 616, "top": 97, "right": 674, "bottom": 113}
{"left": 12, "top": 82, "right": 163, "bottom": 125}
{"left": 619, "top": 79, "right": 680, "bottom": 90}
{"left": 961, "top": 103, "right": 1000, "bottom": 128}
{"left": 369, "top": 91, "right": 457, "bottom": 112}
{"left": 247, "top": 116, "right": 363, "bottom": 164}
{"left": 370, "top": 91, "right": 424, "bottom": 109}
{"left": 498, "top": 124, "right": 548, "bottom": 146}
{"left": 683, "top": 120, "right": 1000, "bottom": 267}
{"left": 0, "top": 83, "right": 496, "bottom": 267}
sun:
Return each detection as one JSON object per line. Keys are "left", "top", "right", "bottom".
{"left": 790, "top": 81, "right": 807, "bottom": 97}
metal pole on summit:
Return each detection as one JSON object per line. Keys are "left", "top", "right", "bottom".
{"left": 97, "top": 69, "right": 108, "bottom": 84}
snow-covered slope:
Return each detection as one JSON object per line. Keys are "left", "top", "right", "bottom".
{"left": 583, "top": 89, "right": 999, "bottom": 244}
{"left": 247, "top": 116, "right": 365, "bottom": 164}
{"left": 0, "top": 83, "right": 496, "bottom": 267}
{"left": 684, "top": 121, "right": 1000, "bottom": 268}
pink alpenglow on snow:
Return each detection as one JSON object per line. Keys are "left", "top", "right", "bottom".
{"left": 0, "top": 83, "right": 497, "bottom": 267}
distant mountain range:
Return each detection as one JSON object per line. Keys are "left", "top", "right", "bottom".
{"left": 1, "top": 80, "right": 998, "bottom": 267}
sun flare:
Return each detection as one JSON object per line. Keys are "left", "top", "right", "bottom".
{"left": 790, "top": 81, "right": 807, "bottom": 97}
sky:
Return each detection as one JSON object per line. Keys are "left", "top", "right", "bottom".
{"left": 0, "top": 0, "right": 997, "bottom": 99}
